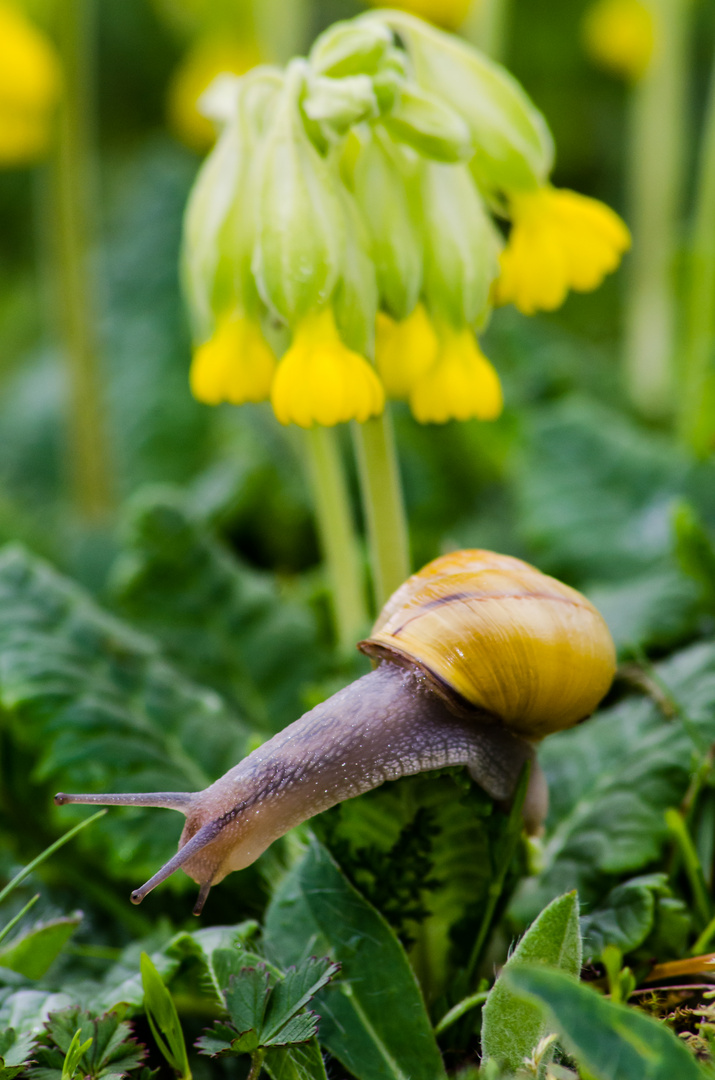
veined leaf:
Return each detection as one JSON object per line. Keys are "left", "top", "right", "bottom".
{"left": 580, "top": 873, "right": 689, "bottom": 962}
{"left": 265, "top": 838, "right": 446, "bottom": 1080}
{"left": 0, "top": 915, "right": 81, "bottom": 981}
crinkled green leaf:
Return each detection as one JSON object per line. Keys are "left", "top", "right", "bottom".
{"left": 503, "top": 966, "right": 702, "bottom": 1080}
{"left": 224, "top": 968, "right": 270, "bottom": 1037}
{"left": 0, "top": 1027, "right": 35, "bottom": 1071}
{"left": 481, "top": 892, "right": 581, "bottom": 1072}
{"left": 0, "top": 916, "right": 81, "bottom": 981}
{"left": 109, "top": 492, "right": 320, "bottom": 732}
{"left": 265, "top": 838, "right": 446, "bottom": 1080}
{"left": 168, "top": 922, "right": 269, "bottom": 1006}
{"left": 0, "top": 544, "right": 250, "bottom": 882}
{"left": 262, "top": 957, "right": 340, "bottom": 1043}
{"left": 519, "top": 641, "right": 715, "bottom": 921}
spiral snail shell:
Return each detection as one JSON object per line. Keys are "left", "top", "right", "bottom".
{"left": 55, "top": 549, "right": 615, "bottom": 914}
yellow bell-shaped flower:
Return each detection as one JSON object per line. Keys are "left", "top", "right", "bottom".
{"left": 409, "top": 324, "right": 502, "bottom": 424}
{"left": 271, "top": 307, "right": 385, "bottom": 428}
{"left": 190, "top": 313, "right": 276, "bottom": 406}
{"left": 168, "top": 34, "right": 261, "bottom": 152}
{"left": 495, "top": 185, "right": 631, "bottom": 315}
{"left": 0, "top": 2, "right": 61, "bottom": 166}
{"left": 364, "top": 0, "right": 473, "bottom": 30}
{"left": 375, "top": 304, "right": 439, "bottom": 399}
{"left": 582, "top": 0, "right": 655, "bottom": 83}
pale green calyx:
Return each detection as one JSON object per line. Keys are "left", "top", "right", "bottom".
{"left": 303, "top": 73, "right": 379, "bottom": 139}
{"left": 367, "top": 9, "right": 554, "bottom": 191}
{"left": 309, "top": 19, "right": 393, "bottom": 78}
{"left": 351, "top": 126, "right": 423, "bottom": 319}
{"left": 420, "top": 160, "right": 501, "bottom": 328}
{"left": 384, "top": 81, "right": 474, "bottom": 163}
{"left": 253, "top": 61, "right": 346, "bottom": 323}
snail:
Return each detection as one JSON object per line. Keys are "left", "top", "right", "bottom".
{"left": 55, "top": 550, "right": 615, "bottom": 914}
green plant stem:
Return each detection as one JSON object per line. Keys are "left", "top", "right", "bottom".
{"left": 247, "top": 1049, "right": 266, "bottom": 1080}
{"left": 665, "top": 807, "right": 712, "bottom": 929}
{"left": 0, "top": 809, "right": 106, "bottom": 904}
{"left": 0, "top": 894, "right": 40, "bottom": 946}
{"left": 678, "top": 42, "right": 715, "bottom": 454}
{"left": 624, "top": 0, "right": 690, "bottom": 418}
{"left": 352, "top": 410, "right": 410, "bottom": 610}
{"left": 465, "top": 764, "right": 529, "bottom": 985}
{"left": 434, "top": 991, "right": 488, "bottom": 1036}
{"left": 304, "top": 426, "right": 368, "bottom": 651}
{"left": 53, "top": 0, "right": 113, "bottom": 519}
{"left": 465, "top": 0, "right": 511, "bottom": 60}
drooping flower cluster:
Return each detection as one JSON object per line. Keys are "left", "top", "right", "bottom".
{"left": 183, "top": 10, "right": 630, "bottom": 428}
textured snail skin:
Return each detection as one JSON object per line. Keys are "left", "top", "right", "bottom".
{"left": 54, "top": 549, "right": 615, "bottom": 913}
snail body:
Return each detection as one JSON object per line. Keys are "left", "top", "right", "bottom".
{"left": 55, "top": 550, "right": 616, "bottom": 914}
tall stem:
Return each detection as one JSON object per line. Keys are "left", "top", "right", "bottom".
{"left": 352, "top": 410, "right": 410, "bottom": 610}
{"left": 623, "top": 0, "right": 690, "bottom": 419}
{"left": 52, "top": 0, "right": 113, "bottom": 519}
{"left": 678, "top": 44, "right": 715, "bottom": 454}
{"left": 304, "top": 426, "right": 368, "bottom": 651}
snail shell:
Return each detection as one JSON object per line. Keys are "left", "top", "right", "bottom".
{"left": 360, "top": 549, "right": 616, "bottom": 738}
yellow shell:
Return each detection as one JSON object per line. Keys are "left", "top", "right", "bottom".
{"left": 359, "top": 549, "right": 616, "bottom": 739}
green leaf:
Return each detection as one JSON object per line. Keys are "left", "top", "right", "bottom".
{"left": 265, "top": 838, "right": 447, "bottom": 1080}
{"left": 0, "top": 544, "right": 250, "bottom": 883}
{"left": 0, "top": 915, "right": 81, "bottom": 980}
{"left": 61, "top": 1029, "right": 93, "bottom": 1080}
{"left": 503, "top": 966, "right": 702, "bottom": 1080}
{"left": 109, "top": 492, "right": 320, "bottom": 733}
{"left": 673, "top": 501, "right": 715, "bottom": 609}
{"left": 580, "top": 874, "right": 689, "bottom": 962}
{"left": 262, "top": 957, "right": 339, "bottom": 1044}
{"left": 517, "top": 640, "right": 715, "bottom": 922}
{"left": 140, "top": 952, "right": 190, "bottom": 1079}
{"left": 0, "top": 1027, "right": 35, "bottom": 1075}
{"left": 32, "top": 1007, "right": 146, "bottom": 1080}
{"left": 224, "top": 967, "right": 271, "bottom": 1037}
{"left": 481, "top": 892, "right": 581, "bottom": 1072}
{"left": 263, "top": 1041, "right": 328, "bottom": 1080}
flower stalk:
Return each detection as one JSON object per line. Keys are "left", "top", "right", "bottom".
{"left": 305, "top": 426, "right": 368, "bottom": 650}
{"left": 52, "top": 0, "right": 113, "bottom": 519}
{"left": 353, "top": 410, "right": 410, "bottom": 610}
{"left": 678, "top": 42, "right": 715, "bottom": 455}
{"left": 623, "top": 0, "right": 691, "bottom": 418}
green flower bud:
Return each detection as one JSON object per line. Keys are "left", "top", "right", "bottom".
{"left": 384, "top": 81, "right": 474, "bottom": 163}
{"left": 372, "top": 48, "right": 409, "bottom": 113}
{"left": 182, "top": 70, "right": 281, "bottom": 340}
{"left": 253, "top": 61, "right": 346, "bottom": 324}
{"left": 420, "top": 160, "right": 501, "bottom": 327}
{"left": 370, "top": 10, "right": 554, "bottom": 191}
{"left": 352, "top": 126, "right": 423, "bottom": 319}
{"left": 303, "top": 73, "right": 379, "bottom": 140}
{"left": 333, "top": 186, "right": 379, "bottom": 357}
{"left": 310, "top": 19, "right": 393, "bottom": 78}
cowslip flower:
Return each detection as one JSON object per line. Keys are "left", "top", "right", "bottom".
{"left": 190, "top": 312, "right": 276, "bottom": 406}
{"left": 271, "top": 307, "right": 384, "bottom": 428}
{"left": 375, "top": 304, "right": 439, "bottom": 398}
{"left": 494, "top": 186, "right": 631, "bottom": 315}
{"left": 409, "top": 323, "right": 502, "bottom": 424}
{"left": 582, "top": 0, "right": 655, "bottom": 83}
{"left": 0, "top": 2, "right": 60, "bottom": 166}
{"left": 168, "top": 34, "right": 261, "bottom": 151}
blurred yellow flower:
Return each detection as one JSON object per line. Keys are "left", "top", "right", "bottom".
{"left": 271, "top": 307, "right": 385, "bottom": 428}
{"left": 0, "top": 2, "right": 60, "bottom": 166}
{"left": 409, "top": 324, "right": 502, "bottom": 423}
{"left": 495, "top": 186, "right": 631, "bottom": 315}
{"left": 582, "top": 0, "right": 655, "bottom": 83}
{"left": 190, "top": 312, "right": 276, "bottom": 405}
{"left": 375, "top": 304, "right": 439, "bottom": 398}
{"left": 364, "top": 0, "right": 473, "bottom": 31}
{"left": 168, "top": 34, "right": 261, "bottom": 152}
